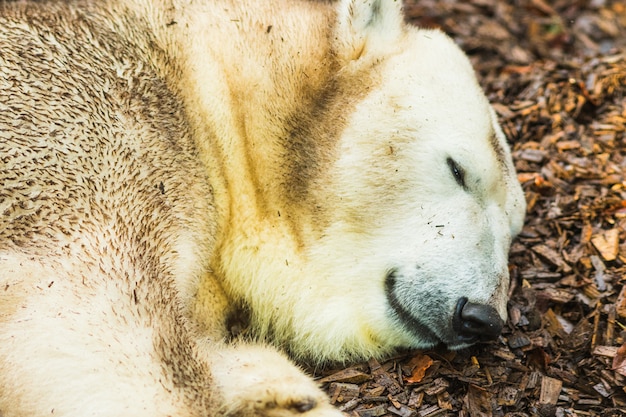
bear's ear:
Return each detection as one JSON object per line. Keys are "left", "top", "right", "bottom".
{"left": 333, "top": 0, "right": 405, "bottom": 64}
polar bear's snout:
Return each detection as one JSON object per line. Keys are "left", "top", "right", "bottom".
{"left": 384, "top": 265, "right": 509, "bottom": 350}
{"left": 452, "top": 297, "right": 503, "bottom": 343}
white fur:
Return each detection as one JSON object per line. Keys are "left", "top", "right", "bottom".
{"left": 0, "top": 253, "right": 183, "bottom": 416}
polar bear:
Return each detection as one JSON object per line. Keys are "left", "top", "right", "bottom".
{"left": 0, "top": 0, "right": 526, "bottom": 415}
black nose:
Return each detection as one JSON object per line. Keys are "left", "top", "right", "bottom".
{"left": 452, "top": 297, "right": 504, "bottom": 342}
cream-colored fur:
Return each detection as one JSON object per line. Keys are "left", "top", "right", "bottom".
{"left": 0, "top": 0, "right": 525, "bottom": 415}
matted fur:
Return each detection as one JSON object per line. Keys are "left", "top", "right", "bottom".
{"left": 0, "top": 0, "right": 526, "bottom": 415}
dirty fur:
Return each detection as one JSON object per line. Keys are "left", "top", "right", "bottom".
{"left": 0, "top": 0, "right": 525, "bottom": 415}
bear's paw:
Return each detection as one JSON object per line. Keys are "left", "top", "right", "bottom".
{"left": 210, "top": 344, "right": 343, "bottom": 417}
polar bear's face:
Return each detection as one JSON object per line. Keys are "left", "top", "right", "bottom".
{"left": 220, "top": 1, "right": 526, "bottom": 363}
{"left": 302, "top": 29, "right": 526, "bottom": 357}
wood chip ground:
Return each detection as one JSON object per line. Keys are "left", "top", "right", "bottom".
{"left": 317, "top": 1, "right": 626, "bottom": 416}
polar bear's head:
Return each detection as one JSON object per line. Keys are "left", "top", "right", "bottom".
{"left": 313, "top": 28, "right": 527, "bottom": 349}
{"left": 219, "top": 0, "right": 526, "bottom": 363}
{"left": 288, "top": 0, "right": 524, "bottom": 361}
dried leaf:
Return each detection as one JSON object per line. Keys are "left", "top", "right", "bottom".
{"left": 404, "top": 354, "right": 433, "bottom": 384}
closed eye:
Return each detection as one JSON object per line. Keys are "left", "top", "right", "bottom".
{"left": 447, "top": 157, "right": 466, "bottom": 189}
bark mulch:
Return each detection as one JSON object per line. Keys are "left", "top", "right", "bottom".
{"left": 317, "top": 1, "right": 626, "bottom": 416}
